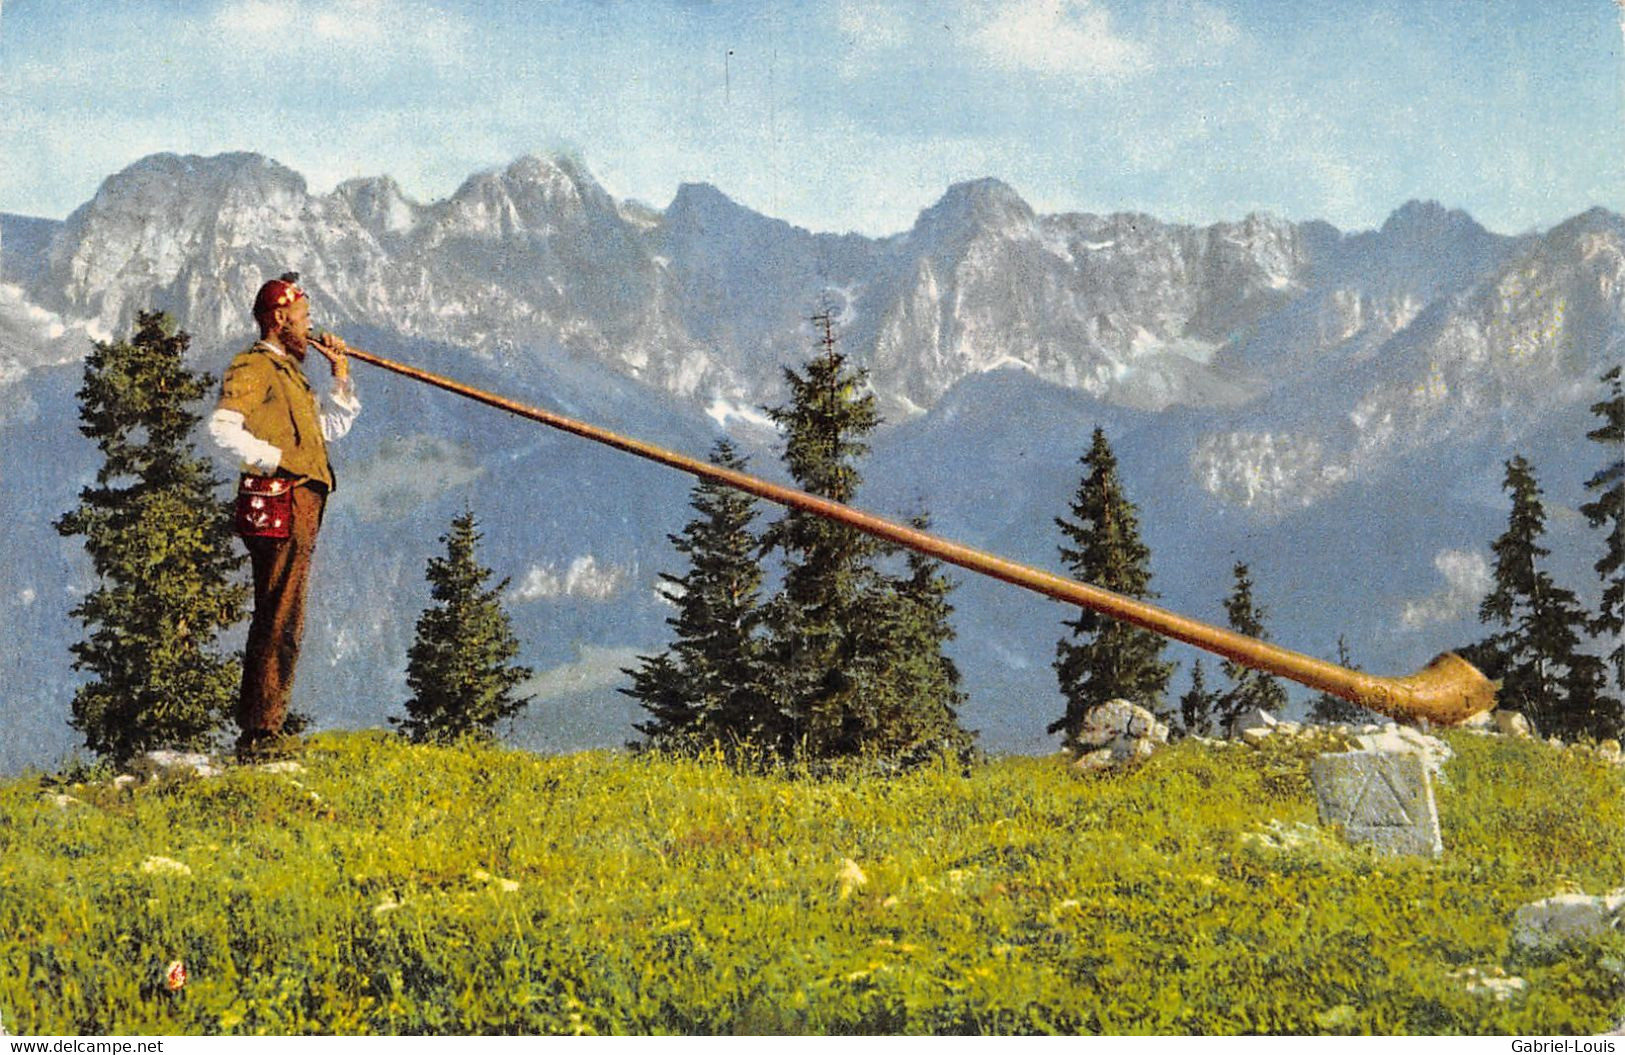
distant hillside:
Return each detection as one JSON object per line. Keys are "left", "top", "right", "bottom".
{"left": 1, "top": 152, "right": 1620, "bottom": 774}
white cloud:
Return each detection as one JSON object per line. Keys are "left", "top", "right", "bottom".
{"left": 210, "top": 0, "right": 470, "bottom": 69}
{"left": 968, "top": 0, "right": 1149, "bottom": 81}
{"left": 518, "top": 644, "right": 644, "bottom": 703}
{"left": 510, "top": 555, "right": 632, "bottom": 603}
{"left": 1400, "top": 549, "right": 1492, "bottom": 629}
{"left": 838, "top": 3, "right": 910, "bottom": 50}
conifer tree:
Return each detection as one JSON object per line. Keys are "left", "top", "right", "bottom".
{"left": 1178, "top": 658, "right": 1219, "bottom": 738}
{"left": 395, "top": 509, "right": 533, "bottom": 744}
{"left": 1308, "top": 636, "right": 1374, "bottom": 725}
{"left": 843, "top": 514, "right": 978, "bottom": 766}
{"left": 1049, "top": 427, "right": 1171, "bottom": 748}
{"left": 760, "top": 315, "right": 972, "bottom": 764}
{"left": 624, "top": 440, "right": 770, "bottom": 753}
{"left": 1580, "top": 366, "right": 1624, "bottom": 693}
{"left": 1216, "top": 562, "right": 1287, "bottom": 729}
{"left": 54, "top": 312, "right": 249, "bottom": 762}
{"left": 1480, "top": 456, "right": 1620, "bottom": 739}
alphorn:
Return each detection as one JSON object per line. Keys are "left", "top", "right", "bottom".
{"left": 324, "top": 336, "right": 1497, "bottom": 726}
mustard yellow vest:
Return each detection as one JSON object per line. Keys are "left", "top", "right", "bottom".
{"left": 218, "top": 343, "right": 336, "bottom": 490}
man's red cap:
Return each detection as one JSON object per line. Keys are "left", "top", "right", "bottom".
{"left": 253, "top": 272, "right": 307, "bottom": 318}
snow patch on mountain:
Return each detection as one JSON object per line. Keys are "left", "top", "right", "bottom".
{"left": 1191, "top": 431, "right": 1351, "bottom": 517}
{"left": 510, "top": 556, "right": 633, "bottom": 603}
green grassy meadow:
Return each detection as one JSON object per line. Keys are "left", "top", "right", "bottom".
{"left": 2, "top": 730, "right": 1622, "bottom": 1035}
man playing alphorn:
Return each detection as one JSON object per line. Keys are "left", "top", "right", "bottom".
{"left": 208, "top": 273, "right": 359, "bottom": 760}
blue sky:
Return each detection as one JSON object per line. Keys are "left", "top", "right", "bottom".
{"left": 1, "top": 0, "right": 1619, "bottom": 236}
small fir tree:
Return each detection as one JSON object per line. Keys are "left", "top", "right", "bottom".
{"left": 1480, "top": 455, "right": 1620, "bottom": 740}
{"left": 624, "top": 440, "right": 770, "bottom": 754}
{"left": 1216, "top": 562, "right": 1287, "bottom": 729}
{"left": 1178, "top": 658, "right": 1219, "bottom": 738}
{"left": 1580, "top": 366, "right": 1624, "bottom": 694}
{"left": 395, "top": 509, "right": 533, "bottom": 744}
{"left": 1049, "top": 427, "right": 1172, "bottom": 748}
{"left": 842, "top": 513, "right": 978, "bottom": 766}
{"left": 1308, "top": 636, "right": 1375, "bottom": 725}
{"left": 54, "top": 312, "right": 248, "bottom": 762}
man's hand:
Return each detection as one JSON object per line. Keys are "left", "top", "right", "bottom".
{"left": 310, "top": 331, "right": 350, "bottom": 382}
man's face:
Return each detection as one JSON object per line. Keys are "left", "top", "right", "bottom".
{"left": 275, "top": 297, "right": 311, "bottom": 359}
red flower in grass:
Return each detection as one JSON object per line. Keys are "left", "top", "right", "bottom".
{"left": 165, "top": 961, "right": 187, "bottom": 991}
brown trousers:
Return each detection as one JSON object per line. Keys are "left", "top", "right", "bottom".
{"left": 239, "top": 483, "right": 326, "bottom": 739}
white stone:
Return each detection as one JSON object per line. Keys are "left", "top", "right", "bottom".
{"left": 1353, "top": 726, "right": 1452, "bottom": 777}
{"left": 1493, "top": 710, "right": 1533, "bottom": 738}
{"left": 140, "top": 855, "right": 192, "bottom": 877}
{"left": 134, "top": 750, "right": 221, "bottom": 780}
{"left": 1451, "top": 967, "right": 1528, "bottom": 1001}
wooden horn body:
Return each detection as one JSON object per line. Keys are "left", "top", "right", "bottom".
{"left": 334, "top": 340, "right": 1498, "bottom": 726}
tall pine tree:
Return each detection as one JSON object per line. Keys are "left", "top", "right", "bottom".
{"left": 1580, "top": 366, "right": 1624, "bottom": 695}
{"left": 761, "top": 314, "right": 971, "bottom": 764}
{"left": 1480, "top": 455, "right": 1620, "bottom": 740}
{"left": 1216, "top": 562, "right": 1287, "bottom": 729}
{"left": 1049, "top": 427, "right": 1171, "bottom": 748}
{"left": 55, "top": 312, "right": 248, "bottom": 762}
{"left": 395, "top": 509, "right": 533, "bottom": 744}
{"left": 623, "top": 440, "right": 770, "bottom": 754}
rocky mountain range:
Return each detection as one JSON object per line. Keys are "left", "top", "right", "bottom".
{"left": 1, "top": 151, "right": 1619, "bottom": 773}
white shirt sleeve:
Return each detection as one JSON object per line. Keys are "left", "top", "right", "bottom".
{"left": 208, "top": 409, "right": 282, "bottom": 475}
{"left": 319, "top": 375, "right": 361, "bottom": 442}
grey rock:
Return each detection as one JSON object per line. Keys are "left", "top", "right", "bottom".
{"left": 1309, "top": 750, "right": 1442, "bottom": 856}
{"left": 1511, "top": 892, "right": 1625, "bottom": 951}
{"left": 1227, "top": 707, "right": 1279, "bottom": 740}
{"left": 1070, "top": 699, "right": 1168, "bottom": 770}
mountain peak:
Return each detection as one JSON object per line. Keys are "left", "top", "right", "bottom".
{"left": 913, "top": 178, "right": 1035, "bottom": 239}
{"left": 335, "top": 174, "right": 419, "bottom": 236}
{"left": 661, "top": 182, "right": 801, "bottom": 242}
{"left": 667, "top": 181, "right": 743, "bottom": 214}
{"left": 1380, "top": 199, "right": 1484, "bottom": 241}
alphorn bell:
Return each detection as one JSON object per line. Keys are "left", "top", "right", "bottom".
{"left": 320, "top": 334, "right": 1498, "bottom": 726}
